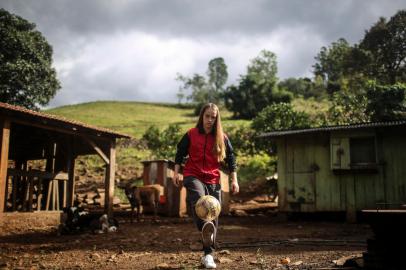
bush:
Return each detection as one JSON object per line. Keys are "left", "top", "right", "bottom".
{"left": 226, "top": 125, "right": 256, "bottom": 156}
{"left": 252, "top": 103, "right": 313, "bottom": 133}
{"left": 142, "top": 124, "right": 183, "bottom": 159}
{"left": 237, "top": 153, "right": 276, "bottom": 187}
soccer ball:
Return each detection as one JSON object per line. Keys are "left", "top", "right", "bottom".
{"left": 195, "top": 195, "right": 221, "bottom": 221}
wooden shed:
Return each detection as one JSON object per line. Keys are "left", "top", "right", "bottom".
{"left": 0, "top": 102, "right": 130, "bottom": 229}
{"left": 261, "top": 120, "right": 406, "bottom": 222}
{"left": 141, "top": 159, "right": 230, "bottom": 217}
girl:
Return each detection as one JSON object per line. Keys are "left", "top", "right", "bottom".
{"left": 173, "top": 103, "right": 239, "bottom": 269}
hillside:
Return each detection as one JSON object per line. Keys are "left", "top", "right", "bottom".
{"left": 45, "top": 101, "right": 251, "bottom": 187}
{"left": 46, "top": 101, "right": 250, "bottom": 138}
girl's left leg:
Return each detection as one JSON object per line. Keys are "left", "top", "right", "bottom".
{"left": 206, "top": 184, "right": 222, "bottom": 245}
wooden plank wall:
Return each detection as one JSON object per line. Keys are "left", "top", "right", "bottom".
{"left": 277, "top": 129, "right": 406, "bottom": 216}
{"left": 382, "top": 133, "right": 406, "bottom": 206}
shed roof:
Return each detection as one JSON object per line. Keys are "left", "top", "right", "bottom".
{"left": 260, "top": 120, "right": 406, "bottom": 138}
{"left": 0, "top": 102, "right": 131, "bottom": 139}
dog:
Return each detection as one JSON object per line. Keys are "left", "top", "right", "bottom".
{"left": 124, "top": 183, "right": 161, "bottom": 222}
{"left": 58, "top": 207, "right": 119, "bottom": 235}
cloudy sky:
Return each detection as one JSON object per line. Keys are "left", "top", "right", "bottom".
{"left": 1, "top": 1, "right": 405, "bottom": 108}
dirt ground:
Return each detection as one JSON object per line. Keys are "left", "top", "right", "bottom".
{"left": 0, "top": 204, "right": 373, "bottom": 270}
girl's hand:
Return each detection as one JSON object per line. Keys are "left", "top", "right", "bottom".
{"left": 231, "top": 179, "right": 239, "bottom": 195}
{"left": 172, "top": 172, "right": 182, "bottom": 187}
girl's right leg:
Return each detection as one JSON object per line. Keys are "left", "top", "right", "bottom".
{"left": 183, "top": 176, "right": 206, "bottom": 231}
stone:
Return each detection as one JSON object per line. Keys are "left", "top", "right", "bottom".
{"left": 218, "top": 257, "right": 233, "bottom": 264}
{"left": 233, "top": 209, "right": 248, "bottom": 217}
{"left": 219, "top": 249, "right": 231, "bottom": 255}
{"left": 155, "top": 263, "right": 170, "bottom": 269}
{"left": 280, "top": 257, "right": 291, "bottom": 265}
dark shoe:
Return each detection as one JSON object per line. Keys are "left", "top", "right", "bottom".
{"left": 201, "top": 221, "right": 215, "bottom": 248}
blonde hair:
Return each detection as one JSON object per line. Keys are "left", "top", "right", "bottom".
{"left": 196, "top": 103, "right": 226, "bottom": 162}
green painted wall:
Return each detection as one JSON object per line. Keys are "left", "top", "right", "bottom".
{"left": 276, "top": 127, "right": 406, "bottom": 216}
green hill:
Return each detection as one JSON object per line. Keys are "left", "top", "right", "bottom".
{"left": 45, "top": 101, "right": 250, "bottom": 138}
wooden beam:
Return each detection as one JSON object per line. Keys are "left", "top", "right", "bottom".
{"left": 7, "top": 168, "right": 68, "bottom": 180}
{"left": 104, "top": 140, "right": 116, "bottom": 216}
{"left": 82, "top": 136, "right": 110, "bottom": 165}
{"left": 9, "top": 117, "right": 120, "bottom": 142}
{"left": 0, "top": 119, "right": 11, "bottom": 213}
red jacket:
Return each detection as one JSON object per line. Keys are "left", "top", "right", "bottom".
{"left": 175, "top": 127, "right": 236, "bottom": 184}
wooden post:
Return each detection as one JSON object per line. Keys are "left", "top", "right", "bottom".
{"left": 157, "top": 161, "right": 164, "bottom": 186}
{"left": 0, "top": 119, "right": 11, "bottom": 213}
{"left": 28, "top": 176, "right": 34, "bottom": 211}
{"left": 37, "top": 176, "right": 43, "bottom": 211}
{"left": 46, "top": 181, "right": 52, "bottom": 210}
{"left": 63, "top": 180, "right": 67, "bottom": 208}
{"left": 67, "top": 136, "right": 75, "bottom": 208}
{"left": 12, "top": 174, "right": 17, "bottom": 211}
{"left": 104, "top": 140, "right": 116, "bottom": 216}
{"left": 142, "top": 163, "right": 150, "bottom": 185}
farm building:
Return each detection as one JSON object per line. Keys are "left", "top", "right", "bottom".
{"left": 261, "top": 120, "right": 406, "bottom": 222}
{"left": 0, "top": 102, "right": 130, "bottom": 230}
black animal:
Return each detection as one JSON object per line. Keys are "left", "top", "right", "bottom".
{"left": 58, "top": 207, "right": 119, "bottom": 234}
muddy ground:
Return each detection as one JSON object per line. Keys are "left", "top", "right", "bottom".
{"left": 0, "top": 205, "right": 372, "bottom": 270}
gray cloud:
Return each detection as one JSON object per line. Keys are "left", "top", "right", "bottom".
{"left": 1, "top": 0, "right": 404, "bottom": 107}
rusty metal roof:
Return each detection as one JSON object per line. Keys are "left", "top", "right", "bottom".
{"left": 260, "top": 120, "right": 406, "bottom": 138}
{"left": 0, "top": 102, "right": 131, "bottom": 138}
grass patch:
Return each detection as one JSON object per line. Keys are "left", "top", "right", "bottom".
{"left": 46, "top": 101, "right": 198, "bottom": 138}
{"left": 292, "top": 97, "right": 330, "bottom": 116}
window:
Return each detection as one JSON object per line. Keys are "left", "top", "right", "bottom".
{"left": 350, "top": 137, "right": 376, "bottom": 165}
{"left": 331, "top": 135, "right": 378, "bottom": 172}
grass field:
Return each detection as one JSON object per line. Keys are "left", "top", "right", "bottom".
{"left": 45, "top": 101, "right": 251, "bottom": 182}
{"left": 46, "top": 101, "right": 250, "bottom": 138}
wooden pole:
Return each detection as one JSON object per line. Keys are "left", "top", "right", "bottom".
{"left": 67, "top": 136, "right": 75, "bottom": 208}
{"left": 37, "top": 176, "right": 43, "bottom": 211}
{"left": 28, "top": 175, "right": 34, "bottom": 211}
{"left": 104, "top": 140, "right": 116, "bottom": 216}
{"left": 0, "top": 119, "right": 11, "bottom": 213}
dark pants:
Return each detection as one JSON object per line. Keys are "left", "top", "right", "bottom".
{"left": 183, "top": 176, "right": 221, "bottom": 255}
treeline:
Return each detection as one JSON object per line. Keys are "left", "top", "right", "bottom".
{"left": 176, "top": 10, "right": 406, "bottom": 126}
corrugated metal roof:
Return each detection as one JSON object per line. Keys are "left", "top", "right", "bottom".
{"left": 260, "top": 120, "right": 406, "bottom": 138}
{"left": 0, "top": 102, "right": 131, "bottom": 138}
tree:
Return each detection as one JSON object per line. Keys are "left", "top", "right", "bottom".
{"left": 360, "top": 10, "right": 406, "bottom": 84}
{"left": 313, "top": 38, "right": 352, "bottom": 94}
{"left": 176, "top": 57, "right": 228, "bottom": 109}
{"left": 225, "top": 50, "right": 291, "bottom": 119}
{"left": 207, "top": 57, "right": 228, "bottom": 97}
{"left": 247, "top": 50, "right": 278, "bottom": 86}
{"left": 278, "top": 77, "right": 326, "bottom": 99}
{"left": 225, "top": 75, "right": 274, "bottom": 119}
{"left": 366, "top": 82, "right": 406, "bottom": 121}
{"left": 0, "top": 8, "right": 60, "bottom": 110}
